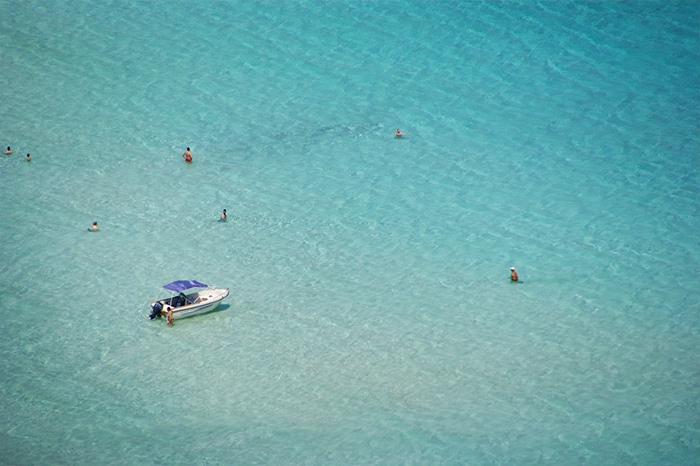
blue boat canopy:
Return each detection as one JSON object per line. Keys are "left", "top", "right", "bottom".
{"left": 163, "top": 280, "right": 208, "bottom": 293}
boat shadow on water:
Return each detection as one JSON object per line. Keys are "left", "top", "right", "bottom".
{"left": 182, "top": 303, "right": 231, "bottom": 322}
{"left": 210, "top": 303, "right": 230, "bottom": 314}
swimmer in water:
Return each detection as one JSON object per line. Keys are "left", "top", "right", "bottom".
{"left": 220, "top": 209, "right": 227, "bottom": 222}
{"left": 510, "top": 267, "right": 519, "bottom": 282}
{"left": 395, "top": 129, "right": 404, "bottom": 138}
{"left": 182, "top": 147, "right": 192, "bottom": 163}
{"left": 89, "top": 221, "right": 99, "bottom": 231}
{"left": 26, "top": 153, "right": 31, "bottom": 162}
{"left": 5, "top": 146, "right": 12, "bottom": 154}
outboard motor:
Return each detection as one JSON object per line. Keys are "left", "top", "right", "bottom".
{"left": 149, "top": 301, "right": 164, "bottom": 320}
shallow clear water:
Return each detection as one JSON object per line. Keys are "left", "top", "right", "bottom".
{"left": 1, "top": 1, "right": 698, "bottom": 464}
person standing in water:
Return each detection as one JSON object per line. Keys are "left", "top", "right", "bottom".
{"left": 182, "top": 147, "right": 192, "bottom": 163}
{"left": 26, "top": 153, "right": 31, "bottom": 162}
{"left": 510, "top": 267, "right": 519, "bottom": 282}
{"left": 220, "top": 209, "right": 227, "bottom": 222}
{"left": 5, "top": 146, "right": 12, "bottom": 154}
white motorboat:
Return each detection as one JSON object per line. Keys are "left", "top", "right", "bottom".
{"left": 149, "top": 279, "right": 229, "bottom": 321}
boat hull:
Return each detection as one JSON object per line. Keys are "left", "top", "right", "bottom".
{"left": 152, "top": 288, "right": 229, "bottom": 320}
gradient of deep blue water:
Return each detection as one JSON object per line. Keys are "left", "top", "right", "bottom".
{"left": 1, "top": 1, "right": 699, "bottom": 464}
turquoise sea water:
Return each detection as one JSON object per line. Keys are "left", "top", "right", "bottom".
{"left": 1, "top": 1, "right": 699, "bottom": 464}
